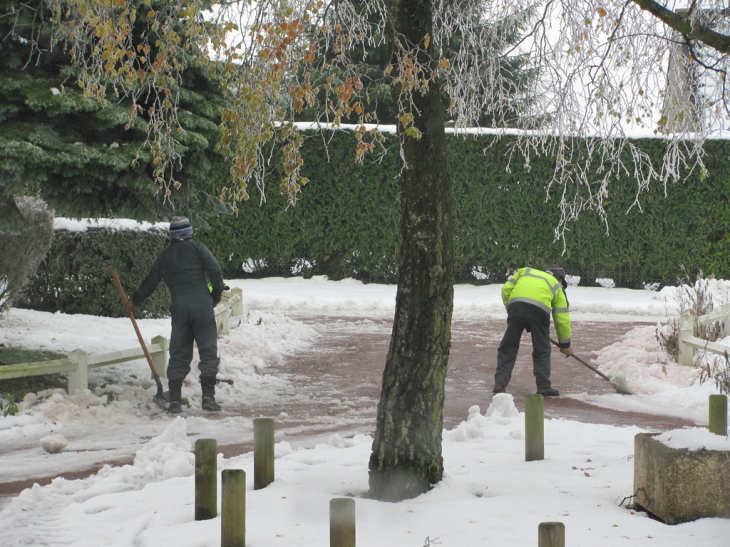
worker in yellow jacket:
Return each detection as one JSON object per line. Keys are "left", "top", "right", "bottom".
{"left": 493, "top": 266, "right": 573, "bottom": 397}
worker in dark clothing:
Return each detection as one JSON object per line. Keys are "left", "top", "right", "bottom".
{"left": 493, "top": 266, "right": 572, "bottom": 397}
{"left": 124, "top": 217, "right": 226, "bottom": 413}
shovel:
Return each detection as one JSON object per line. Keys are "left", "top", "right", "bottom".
{"left": 550, "top": 338, "right": 634, "bottom": 395}
{"left": 111, "top": 269, "right": 169, "bottom": 409}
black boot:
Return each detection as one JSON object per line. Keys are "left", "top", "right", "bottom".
{"left": 201, "top": 381, "right": 221, "bottom": 412}
{"left": 168, "top": 379, "right": 183, "bottom": 414}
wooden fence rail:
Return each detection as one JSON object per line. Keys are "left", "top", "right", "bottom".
{"left": 0, "top": 337, "right": 169, "bottom": 394}
{"left": 0, "top": 287, "right": 243, "bottom": 394}
{"left": 678, "top": 303, "right": 730, "bottom": 366}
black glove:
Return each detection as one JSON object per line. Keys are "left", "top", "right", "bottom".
{"left": 212, "top": 291, "right": 222, "bottom": 307}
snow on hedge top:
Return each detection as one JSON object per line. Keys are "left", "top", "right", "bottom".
{"left": 291, "top": 121, "right": 730, "bottom": 141}
{"left": 54, "top": 218, "right": 168, "bottom": 232}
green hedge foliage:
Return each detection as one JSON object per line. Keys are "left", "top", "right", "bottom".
{"left": 19, "top": 228, "right": 171, "bottom": 318}
{"left": 199, "top": 131, "right": 730, "bottom": 289}
{"left": 202, "top": 130, "right": 402, "bottom": 283}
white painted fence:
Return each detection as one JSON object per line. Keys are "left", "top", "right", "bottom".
{"left": 678, "top": 303, "right": 730, "bottom": 366}
{"left": 0, "top": 287, "right": 244, "bottom": 394}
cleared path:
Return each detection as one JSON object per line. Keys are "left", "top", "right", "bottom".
{"left": 263, "top": 317, "right": 695, "bottom": 433}
{"left": 0, "top": 317, "right": 694, "bottom": 500}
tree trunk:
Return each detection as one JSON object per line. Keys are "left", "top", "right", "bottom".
{"left": 368, "top": 0, "right": 454, "bottom": 501}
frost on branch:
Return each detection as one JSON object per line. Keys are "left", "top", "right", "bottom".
{"left": 47, "top": 0, "right": 730, "bottom": 233}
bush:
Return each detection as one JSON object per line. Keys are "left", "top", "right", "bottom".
{"left": 19, "top": 226, "right": 171, "bottom": 318}
{"left": 699, "top": 354, "right": 730, "bottom": 395}
{"left": 657, "top": 270, "right": 726, "bottom": 362}
{"left": 0, "top": 197, "right": 54, "bottom": 314}
{"left": 0, "top": 396, "right": 19, "bottom": 417}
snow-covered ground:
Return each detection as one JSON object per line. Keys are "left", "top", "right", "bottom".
{"left": 1, "top": 277, "right": 729, "bottom": 546}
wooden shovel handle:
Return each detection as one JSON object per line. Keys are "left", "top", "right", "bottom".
{"left": 549, "top": 338, "right": 612, "bottom": 382}
{"left": 111, "top": 269, "right": 159, "bottom": 378}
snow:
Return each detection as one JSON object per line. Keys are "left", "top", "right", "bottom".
{"left": 291, "top": 121, "right": 730, "bottom": 141}
{"left": 53, "top": 218, "right": 169, "bottom": 232}
{"left": 40, "top": 434, "right": 68, "bottom": 454}
{"left": 1, "top": 277, "right": 729, "bottom": 545}
{"left": 655, "top": 428, "right": 730, "bottom": 452}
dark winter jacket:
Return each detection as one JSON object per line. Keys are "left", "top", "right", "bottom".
{"left": 132, "top": 239, "right": 224, "bottom": 307}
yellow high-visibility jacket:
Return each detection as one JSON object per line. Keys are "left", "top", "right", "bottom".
{"left": 502, "top": 267, "right": 571, "bottom": 346}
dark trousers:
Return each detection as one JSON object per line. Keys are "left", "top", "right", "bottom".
{"left": 168, "top": 299, "right": 219, "bottom": 382}
{"left": 494, "top": 303, "right": 552, "bottom": 390}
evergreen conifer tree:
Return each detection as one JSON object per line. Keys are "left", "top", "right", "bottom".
{"left": 0, "top": 0, "right": 230, "bottom": 231}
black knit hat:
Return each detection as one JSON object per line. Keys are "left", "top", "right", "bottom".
{"left": 169, "top": 216, "right": 193, "bottom": 240}
{"left": 546, "top": 265, "right": 567, "bottom": 288}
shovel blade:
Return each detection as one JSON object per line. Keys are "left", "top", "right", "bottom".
{"left": 609, "top": 373, "right": 634, "bottom": 395}
{"left": 152, "top": 395, "right": 169, "bottom": 411}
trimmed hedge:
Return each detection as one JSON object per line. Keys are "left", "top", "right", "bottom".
{"left": 199, "top": 131, "right": 730, "bottom": 288}
{"left": 202, "top": 130, "right": 402, "bottom": 283}
{"left": 19, "top": 228, "right": 171, "bottom": 318}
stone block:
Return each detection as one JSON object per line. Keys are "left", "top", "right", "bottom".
{"left": 633, "top": 433, "right": 730, "bottom": 524}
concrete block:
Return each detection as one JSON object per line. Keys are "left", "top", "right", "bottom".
{"left": 633, "top": 433, "right": 730, "bottom": 524}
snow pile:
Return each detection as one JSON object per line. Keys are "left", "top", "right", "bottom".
{"left": 575, "top": 325, "right": 726, "bottom": 424}
{"left": 133, "top": 417, "right": 194, "bottom": 479}
{"left": 40, "top": 434, "right": 67, "bottom": 454}
{"left": 445, "top": 397, "right": 523, "bottom": 442}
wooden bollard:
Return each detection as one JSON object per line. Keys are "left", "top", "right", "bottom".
{"left": 330, "top": 497, "right": 356, "bottom": 547}
{"left": 709, "top": 394, "right": 728, "bottom": 436}
{"left": 221, "top": 469, "right": 246, "bottom": 547}
{"left": 254, "top": 418, "right": 275, "bottom": 489}
{"left": 525, "top": 394, "right": 545, "bottom": 461}
{"left": 538, "top": 522, "right": 565, "bottom": 547}
{"left": 195, "top": 438, "right": 218, "bottom": 520}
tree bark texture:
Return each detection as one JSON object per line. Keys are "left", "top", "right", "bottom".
{"left": 368, "top": 0, "right": 454, "bottom": 501}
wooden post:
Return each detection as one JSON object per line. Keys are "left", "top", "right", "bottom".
{"left": 221, "top": 291, "right": 231, "bottom": 332}
{"left": 231, "top": 288, "right": 244, "bottom": 317}
{"left": 150, "top": 335, "right": 168, "bottom": 379}
{"left": 195, "top": 439, "right": 218, "bottom": 520}
{"left": 221, "top": 469, "right": 246, "bottom": 547}
{"left": 254, "top": 418, "right": 275, "bottom": 489}
{"left": 714, "top": 303, "right": 730, "bottom": 337}
{"left": 538, "top": 522, "right": 565, "bottom": 547}
{"left": 214, "top": 303, "right": 230, "bottom": 336}
{"left": 525, "top": 394, "right": 544, "bottom": 462}
{"left": 709, "top": 394, "right": 728, "bottom": 436}
{"left": 330, "top": 498, "right": 356, "bottom": 547}
{"left": 678, "top": 313, "right": 694, "bottom": 366}
{"left": 222, "top": 306, "right": 230, "bottom": 335}
{"left": 67, "top": 349, "right": 89, "bottom": 394}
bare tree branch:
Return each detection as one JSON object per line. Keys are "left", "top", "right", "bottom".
{"left": 631, "top": 0, "right": 730, "bottom": 54}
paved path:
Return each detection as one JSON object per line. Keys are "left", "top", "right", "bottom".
{"left": 0, "top": 317, "right": 695, "bottom": 500}
{"left": 263, "top": 317, "right": 695, "bottom": 433}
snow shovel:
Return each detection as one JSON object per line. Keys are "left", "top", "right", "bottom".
{"left": 550, "top": 338, "right": 634, "bottom": 395}
{"left": 111, "top": 269, "right": 169, "bottom": 410}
